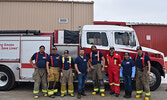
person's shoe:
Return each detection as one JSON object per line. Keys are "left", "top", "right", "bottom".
{"left": 115, "top": 93, "right": 120, "bottom": 97}
{"left": 81, "top": 90, "right": 86, "bottom": 96}
{"left": 92, "top": 91, "right": 96, "bottom": 95}
{"left": 70, "top": 93, "right": 75, "bottom": 97}
{"left": 61, "top": 94, "right": 65, "bottom": 97}
{"left": 124, "top": 90, "right": 128, "bottom": 98}
{"left": 110, "top": 92, "right": 115, "bottom": 95}
{"left": 43, "top": 94, "right": 47, "bottom": 97}
{"left": 145, "top": 97, "right": 150, "bottom": 100}
{"left": 100, "top": 93, "right": 105, "bottom": 97}
{"left": 54, "top": 92, "right": 60, "bottom": 96}
{"left": 34, "top": 96, "right": 39, "bottom": 99}
{"left": 77, "top": 92, "right": 81, "bottom": 99}
{"left": 136, "top": 94, "right": 142, "bottom": 98}
{"left": 49, "top": 95, "right": 55, "bottom": 98}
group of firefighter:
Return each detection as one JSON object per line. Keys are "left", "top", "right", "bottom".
{"left": 29, "top": 45, "right": 151, "bottom": 100}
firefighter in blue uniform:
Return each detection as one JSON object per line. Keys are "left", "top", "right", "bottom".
{"left": 120, "top": 52, "right": 135, "bottom": 98}
{"left": 134, "top": 46, "right": 151, "bottom": 100}
{"left": 46, "top": 46, "right": 62, "bottom": 98}
{"left": 30, "top": 45, "right": 48, "bottom": 99}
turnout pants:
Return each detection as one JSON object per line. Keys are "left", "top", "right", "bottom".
{"left": 108, "top": 67, "right": 120, "bottom": 94}
{"left": 33, "top": 68, "right": 47, "bottom": 96}
{"left": 60, "top": 69, "right": 74, "bottom": 95}
{"left": 47, "top": 67, "right": 60, "bottom": 96}
{"left": 136, "top": 66, "right": 150, "bottom": 97}
{"left": 92, "top": 64, "right": 105, "bottom": 93}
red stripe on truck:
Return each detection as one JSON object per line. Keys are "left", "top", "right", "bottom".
{"left": 21, "top": 63, "right": 33, "bottom": 68}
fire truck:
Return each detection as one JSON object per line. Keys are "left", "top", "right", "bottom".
{"left": 0, "top": 25, "right": 165, "bottom": 91}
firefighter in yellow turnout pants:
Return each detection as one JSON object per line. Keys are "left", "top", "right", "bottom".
{"left": 46, "top": 47, "right": 62, "bottom": 98}
{"left": 134, "top": 46, "right": 151, "bottom": 100}
{"left": 30, "top": 45, "right": 48, "bottom": 99}
{"left": 60, "top": 50, "right": 75, "bottom": 97}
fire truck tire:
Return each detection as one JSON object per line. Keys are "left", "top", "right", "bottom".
{"left": 149, "top": 66, "right": 161, "bottom": 91}
{"left": 0, "top": 66, "right": 15, "bottom": 91}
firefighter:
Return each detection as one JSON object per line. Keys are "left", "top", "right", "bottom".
{"left": 89, "top": 45, "right": 105, "bottom": 97}
{"left": 120, "top": 52, "right": 136, "bottom": 98}
{"left": 106, "top": 47, "right": 121, "bottom": 97}
{"left": 75, "top": 48, "right": 89, "bottom": 99}
{"left": 46, "top": 47, "right": 62, "bottom": 98}
{"left": 29, "top": 45, "right": 48, "bottom": 99}
{"left": 134, "top": 46, "right": 151, "bottom": 100}
{"left": 60, "top": 50, "right": 75, "bottom": 97}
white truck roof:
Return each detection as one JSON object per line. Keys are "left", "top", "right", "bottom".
{"left": 82, "top": 25, "right": 134, "bottom": 31}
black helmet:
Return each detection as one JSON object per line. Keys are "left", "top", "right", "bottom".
{"left": 136, "top": 46, "right": 142, "bottom": 51}
{"left": 64, "top": 50, "right": 69, "bottom": 54}
{"left": 109, "top": 46, "right": 115, "bottom": 50}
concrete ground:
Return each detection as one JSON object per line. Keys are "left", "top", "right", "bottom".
{"left": 0, "top": 82, "right": 167, "bottom": 100}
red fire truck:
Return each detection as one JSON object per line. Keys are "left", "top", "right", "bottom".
{"left": 0, "top": 25, "right": 165, "bottom": 91}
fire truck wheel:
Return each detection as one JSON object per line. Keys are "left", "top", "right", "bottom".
{"left": 149, "top": 66, "right": 161, "bottom": 91}
{"left": 0, "top": 66, "right": 15, "bottom": 91}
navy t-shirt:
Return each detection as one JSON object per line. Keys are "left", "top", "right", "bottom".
{"left": 31, "top": 52, "right": 48, "bottom": 68}
{"left": 48, "top": 54, "right": 62, "bottom": 67}
{"left": 134, "top": 53, "right": 150, "bottom": 69}
{"left": 122, "top": 59, "right": 135, "bottom": 76}
{"left": 63, "top": 57, "right": 74, "bottom": 70}
{"left": 75, "top": 56, "right": 88, "bottom": 73}
{"left": 89, "top": 51, "right": 104, "bottom": 65}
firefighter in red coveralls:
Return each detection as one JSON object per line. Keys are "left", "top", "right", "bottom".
{"left": 105, "top": 47, "right": 122, "bottom": 97}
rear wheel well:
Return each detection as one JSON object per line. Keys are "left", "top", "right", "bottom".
{"left": 150, "top": 61, "right": 165, "bottom": 77}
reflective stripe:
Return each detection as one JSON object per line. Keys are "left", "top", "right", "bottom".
{"left": 54, "top": 89, "right": 58, "bottom": 93}
{"left": 62, "top": 56, "right": 71, "bottom": 68}
{"left": 68, "top": 90, "right": 74, "bottom": 93}
{"left": 61, "top": 90, "right": 67, "bottom": 94}
{"left": 118, "top": 64, "right": 121, "bottom": 66}
{"left": 104, "top": 65, "right": 108, "bottom": 68}
{"left": 114, "top": 83, "right": 120, "bottom": 86}
{"left": 48, "top": 91, "right": 54, "bottom": 95}
{"left": 33, "top": 90, "right": 39, "bottom": 94}
{"left": 42, "top": 89, "right": 47, "bottom": 93}
{"left": 107, "top": 58, "right": 109, "bottom": 64}
{"left": 109, "top": 83, "right": 114, "bottom": 85}
{"left": 109, "top": 83, "right": 120, "bottom": 86}
{"left": 100, "top": 89, "right": 105, "bottom": 92}
{"left": 145, "top": 92, "right": 151, "bottom": 96}
{"left": 136, "top": 90, "right": 143, "bottom": 94}
{"left": 114, "top": 59, "right": 117, "bottom": 65}
{"left": 94, "top": 88, "right": 99, "bottom": 92}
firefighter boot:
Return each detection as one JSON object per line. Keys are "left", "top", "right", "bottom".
{"left": 81, "top": 90, "right": 86, "bottom": 96}
{"left": 61, "top": 84, "right": 67, "bottom": 97}
{"left": 145, "top": 96, "right": 150, "bottom": 100}
{"left": 136, "top": 94, "right": 142, "bottom": 98}
{"left": 68, "top": 83, "right": 74, "bottom": 97}
{"left": 77, "top": 92, "right": 81, "bottom": 99}
{"left": 124, "top": 90, "right": 128, "bottom": 98}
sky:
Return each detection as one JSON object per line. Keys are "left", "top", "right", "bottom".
{"left": 73, "top": 0, "right": 167, "bottom": 23}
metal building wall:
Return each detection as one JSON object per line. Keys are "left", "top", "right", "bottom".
{"left": 0, "top": 0, "right": 94, "bottom": 32}
{"left": 132, "top": 25, "right": 167, "bottom": 56}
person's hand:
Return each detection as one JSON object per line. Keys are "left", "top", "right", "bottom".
{"left": 90, "top": 65, "right": 95, "bottom": 70}
{"left": 72, "top": 73, "right": 75, "bottom": 76}
{"left": 48, "top": 72, "right": 51, "bottom": 77}
{"left": 87, "top": 68, "right": 89, "bottom": 73}
{"left": 33, "top": 65, "right": 38, "bottom": 69}
{"left": 101, "top": 67, "right": 105, "bottom": 72}
{"left": 147, "top": 71, "right": 150, "bottom": 75}
{"left": 61, "top": 72, "right": 63, "bottom": 77}
{"left": 78, "top": 71, "right": 81, "bottom": 74}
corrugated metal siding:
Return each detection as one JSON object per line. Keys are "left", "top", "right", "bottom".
{"left": 132, "top": 25, "right": 167, "bottom": 56}
{"left": 0, "top": 1, "right": 93, "bottom": 32}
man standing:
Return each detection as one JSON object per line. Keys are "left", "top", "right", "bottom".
{"left": 30, "top": 45, "right": 48, "bottom": 99}
{"left": 75, "top": 48, "right": 89, "bottom": 99}
{"left": 60, "top": 50, "right": 75, "bottom": 97}
{"left": 89, "top": 45, "right": 105, "bottom": 97}
{"left": 134, "top": 46, "right": 151, "bottom": 100}
{"left": 46, "top": 47, "right": 62, "bottom": 98}
{"left": 106, "top": 47, "right": 121, "bottom": 97}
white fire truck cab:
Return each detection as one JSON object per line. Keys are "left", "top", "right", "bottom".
{"left": 0, "top": 25, "right": 165, "bottom": 91}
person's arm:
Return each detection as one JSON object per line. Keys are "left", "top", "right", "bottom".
{"left": 29, "top": 53, "right": 38, "bottom": 69}
{"left": 87, "top": 61, "right": 89, "bottom": 73}
{"left": 101, "top": 56, "right": 105, "bottom": 71}
{"left": 120, "top": 66, "right": 123, "bottom": 77}
{"left": 71, "top": 58, "right": 75, "bottom": 76}
{"left": 75, "top": 64, "right": 81, "bottom": 74}
{"left": 131, "top": 66, "right": 136, "bottom": 78}
{"left": 89, "top": 59, "right": 94, "bottom": 70}
{"left": 147, "top": 61, "right": 151, "bottom": 74}
{"left": 46, "top": 61, "right": 50, "bottom": 77}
